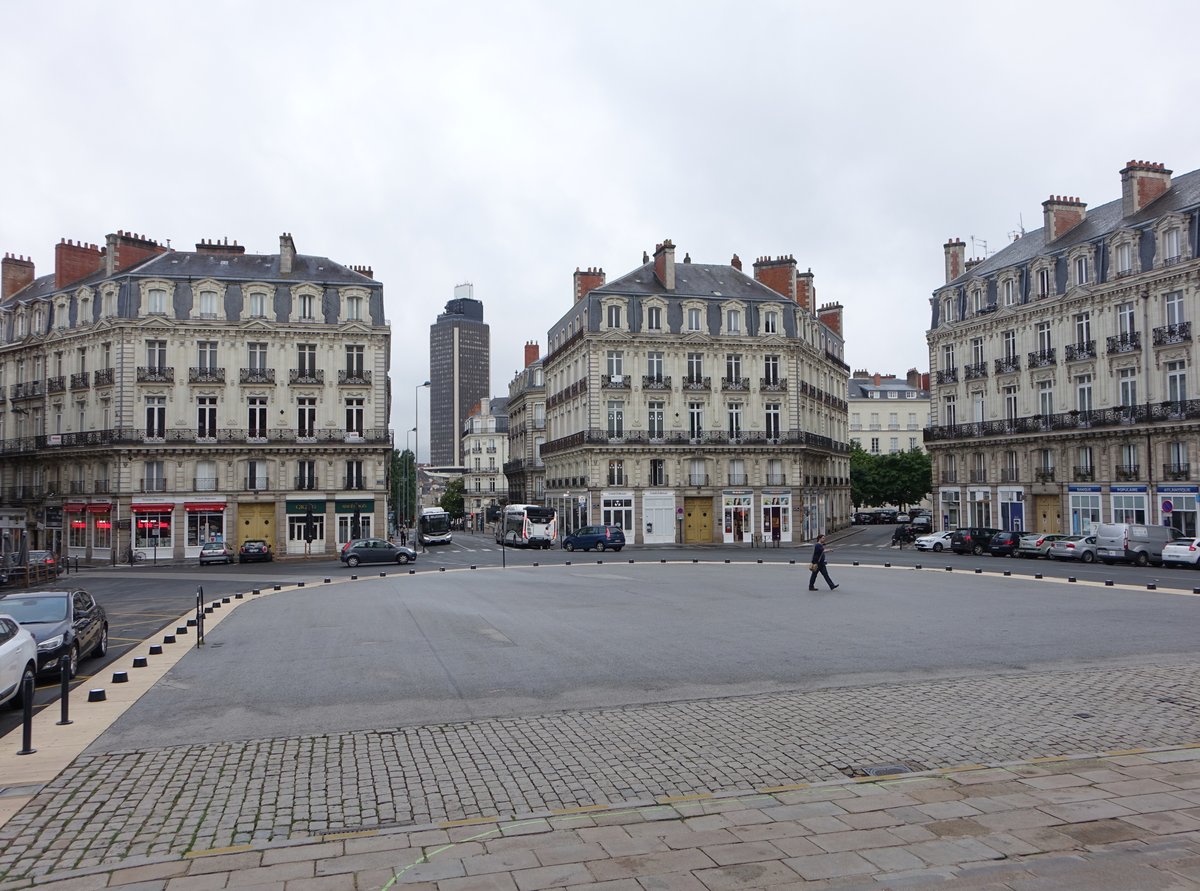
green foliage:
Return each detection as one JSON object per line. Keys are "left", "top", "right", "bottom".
{"left": 440, "top": 478, "right": 466, "bottom": 518}
{"left": 850, "top": 444, "right": 931, "bottom": 509}
{"left": 392, "top": 449, "right": 416, "bottom": 525}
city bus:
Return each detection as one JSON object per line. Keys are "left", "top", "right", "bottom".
{"left": 417, "top": 506, "right": 453, "bottom": 545}
{"left": 495, "top": 504, "right": 557, "bottom": 549}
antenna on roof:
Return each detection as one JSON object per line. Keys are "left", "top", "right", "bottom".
{"left": 970, "top": 236, "right": 989, "bottom": 258}
{"left": 1007, "top": 213, "right": 1026, "bottom": 243}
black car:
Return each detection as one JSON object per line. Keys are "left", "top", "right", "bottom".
{"left": 988, "top": 531, "right": 1021, "bottom": 557}
{"left": 950, "top": 527, "right": 1002, "bottom": 556}
{"left": 238, "top": 539, "right": 273, "bottom": 563}
{"left": 0, "top": 589, "right": 108, "bottom": 677}
{"left": 340, "top": 538, "right": 417, "bottom": 567}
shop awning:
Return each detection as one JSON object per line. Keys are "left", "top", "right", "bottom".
{"left": 131, "top": 503, "right": 175, "bottom": 513}
{"left": 64, "top": 503, "right": 87, "bottom": 513}
{"left": 87, "top": 503, "right": 112, "bottom": 513}
{"left": 184, "top": 502, "right": 226, "bottom": 512}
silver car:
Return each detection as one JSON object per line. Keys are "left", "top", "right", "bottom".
{"left": 0, "top": 614, "right": 38, "bottom": 709}
{"left": 1046, "top": 535, "right": 1097, "bottom": 563}
{"left": 1017, "top": 533, "right": 1070, "bottom": 559}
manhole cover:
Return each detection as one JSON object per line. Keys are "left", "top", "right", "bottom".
{"left": 839, "top": 761, "right": 926, "bottom": 778}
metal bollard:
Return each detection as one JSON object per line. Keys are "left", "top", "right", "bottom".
{"left": 57, "top": 653, "right": 73, "bottom": 726}
{"left": 17, "top": 672, "right": 36, "bottom": 755}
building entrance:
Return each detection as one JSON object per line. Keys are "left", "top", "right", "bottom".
{"left": 237, "top": 503, "right": 274, "bottom": 547}
{"left": 683, "top": 497, "right": 711, "bottom": 544}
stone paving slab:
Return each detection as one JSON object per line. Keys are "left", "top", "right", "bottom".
{"left": 0, "top": 662, "right": 1199, "bottom": 886}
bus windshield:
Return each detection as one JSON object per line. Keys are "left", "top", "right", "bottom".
{"left": 421, "top": 512, "right": 450, "bottom": 534}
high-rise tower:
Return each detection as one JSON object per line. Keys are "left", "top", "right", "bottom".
{"left": 429, "top": 284, "right": 490, "bottom": 466}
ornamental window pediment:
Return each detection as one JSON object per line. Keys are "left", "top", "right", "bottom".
{"left": 240, "top": 281, "right": 275, "bottom": 321}
{"left": 599, "top": 296, "right": 628, "bottom": 331}
{"left": 1107, "top": 229, "right": 1139, "bottom": 279}
{"left": 339, "top": 285, "right": 370, "bottom": 323}
{"left": 191, "top": 279, "right": 227, "bottom": 320}
{"left": 293, "top": 282, "right": 324, "bottom": 322}
{"left": 1153, "top": 213, "right": 1189, "bottom": 267}
{"left": 1066, "top": 245, "right": 1096, "bottom": 291}
{"left": 1030, "top": 259, "right": 1054, "bottom": 299}
{"left": 137, "top": 278, "right": 174, "bottom": 316}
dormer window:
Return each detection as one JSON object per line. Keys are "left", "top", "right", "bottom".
{"left": 726, "top": 308, "right": 741, "bottom": 334}
{"left": 607, "top": 304, "right": 622, "bottom": 329}
{"left": 972, "top": 287, "right": 985, "bottom": 314}
{"left": 764, "top": 310, "right": 778, "bottom": 334}
{"left": 687, "top": 306, "right": 702, "bottom": 331}
{"left": 346, "top": 295, "right": 363, "bottom": 321}
{"left": 1164, "top": 227, "right": 1181, "bottom": 263}
{"left": 1115, "top": 242, "right": 1133, "bottom": 276}
{"left": 645, "top": 304, "right": 662, "bottom": 331}
{"left": 199, "top": 290, "right": 218, "bottom": 317}
{"left": 941, "top": 296, "right": 955, "bottom": 323}
{"left": 299, "top": 292, "right": 315, "bottom": 320}
{"left": 248, "top": 291, "right": 268, "bottom": 318}
{"left": 1074, "top": 256, "right": 1089, "bottom": 286}
{"left": 1036, "top": 268, "right": 1050, "bottom": 298}
{"left": 1002, "top": 279, "right": 1016, "bottom": 306}
{"left": 148, "top": 288, "right": 167, "bottom": 314}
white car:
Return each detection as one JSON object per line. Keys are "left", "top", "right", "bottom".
{"left": 1161, "top": 538, "right": 1200, "bottom": 567}
{"left": 915, "top": 530, "right": 953, "bottom": 552}
{"left": 0, "top": 613, "right": 38, "bottom": 709}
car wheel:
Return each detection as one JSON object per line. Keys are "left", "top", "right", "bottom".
{"left": 1135, "top": 551, "right": 1150, "bottom": 567}
{"left": 64, "top": 645, "right": 79, "bottom": 679}
{"left": 565, "top": 542, "right": 575, "bottom": 552}
{"left": 9, "top": 663, "right": 35, "bottom": 710}
{"left": 347, "top": 555, "right": 360, "bottom": 567}
{"left": 932, "top": 542, "right": 943, "bottom": 552}
{"left": 613, "top": 546, "right": 623, "bottom": 552}
{"left": 596, "top": 542, "right": 606, "bottom": 552}
{"left": 972, "top": 544, "right": 983, "bottom": 555}
{"left": 93, "top": 624, "right": 108, "bottom": 658}
{"left": 397, "top": 554, "right": 410, "bottom": 564}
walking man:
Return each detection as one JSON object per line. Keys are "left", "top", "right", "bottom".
{"left": 808, "top": 534, "right": 839, "bottom": 591}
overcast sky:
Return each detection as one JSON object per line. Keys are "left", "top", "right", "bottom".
{"left": 3, "top": 1, "right": 1199, "bottom": 458}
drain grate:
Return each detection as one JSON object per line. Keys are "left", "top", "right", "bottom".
{"left": 839, "top": 761, "right": 926, "bottom": 778}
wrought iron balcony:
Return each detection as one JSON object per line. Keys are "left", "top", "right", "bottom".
{"left": 10, "top": 380, "right": 43, "bottom": 399}
{"left": 188, "top": 367, "right": 226, "bottom": 384}
{"left": 1107, "top": 332, "right": 1141, "bottom": 354}
{"left": 137, "top": 366, "right": 174, "bottom": 383}
{"left": 727, "top": 473, "right": 748, "bottom": 485}
{"left": 765, "top": 473, "right": 787, "bottom": 485}
{"left": 240, "top": 368, "right": 276, "bottom": 384}
{"left": 1163, "top": 463, "right": 1191, "bottom": 481}
{"left": 1115, "top": 464, "right": 1141, "bottom": 481}
{"left": 1073, "top": 466, "right": 1094, "bottom": 482}
{"left": 337, "top": 369, "right": 371, "bottom": 385}
{"left": 688, "top": 473, "right": 710, "bottom": 486}
{"left": 640, "top": 374, "right": 671, "bottom": 390}
{"left": 935, "top": 368, "right": 958, "bottom": 385}
{"left": 941, "top": 470, "right": 958, "bottom": 484}
{"left": 94, "top": 480, "right": 110, "bottom": 493}
{"left": 94, "top": 368, "right": 114, "bottom": 386}
{"left": 1153, "top": 321, "right": 1192, "bottom": 346}
{"left": 141, "top": 478, "right": 167, "bottom": 492}
{"left": 720, "top": 377, "right": 750, "bottom": 391}
{"left": 682, "top": 376, "right": 711, "bottom": 390}
{"left": 760, "top": 377, "right": 787, "bottom": 392}
{"left": 1034, "top": 469, "right": 1056, "bottom": 483}
{"left": 68, "top": 480, "right": 86, "bottom": 494}
{"left": 1064, "top": 341, "right": 1097, "bottom": 362}
{"left": 343, "top": 477, "right": 366, "bottom": 490}
{"left": 963, "top": 362, "right": 987, "bottom": 381}
{"left": 968, "top": 469, "right": 987, "bottom": 483}
{"left": 1000, "top": 468, "right": 1019, "bottom": 482}
{"left": 70, "top": 372, "right": 90, "bottom": 389}
{"left": 294, "top": 476, "right": 321, "bottom": 490}
{"left": 289, "top": 368, "right": 326, "bottom": 385}
{"left": 994, "top": 356, "right": 1021, "bottom": 374}
{"left": 601, "top": 374, "right": 631, "bottom": 389}
{"left": 193, "top": 477, "right": 219, "bottom": 492}
{"left": 1028, "top": 348, "right": 1056, "bottom": 368}
{"left": 46, "top": 376, "right": 65, "bottom": 393}
{"left": 244, "top": 478, "right": 270, "bottom": 491}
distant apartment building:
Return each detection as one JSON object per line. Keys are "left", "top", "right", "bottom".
{"left": 504, "top": 342, "right": 546, "bottom": 505}
{"left": 461, "top": 397, "right": 509, "bottom": 527}
{"left": 848, "top": 369, "right": 930, "bottom": 454}
{"left": 0, "top": 231, "right": 390, "bottom": 560}
{"left": 429, "top": 285, "right": 489, "bottom": 467}
{"left": 926, "top": 159, "right": 1200, "bottom": 536}
{"left": 541, "top": 241, "right": 850, "bottom": 545}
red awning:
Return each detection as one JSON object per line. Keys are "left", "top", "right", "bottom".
{"left": 184, "top": 502, "right": 226, "bottom": 512}
{"left": 131, "top": 503, "right": 175, "bottom": 513}
{"left": 64, "top": 503, "right": 87, "bottom": 513}
{"left": 87, "top": 503, "right": 112, "bottom": 513}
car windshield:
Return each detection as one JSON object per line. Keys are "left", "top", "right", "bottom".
{"left": 0, "top": 596, "right": 69, "bottom": 623}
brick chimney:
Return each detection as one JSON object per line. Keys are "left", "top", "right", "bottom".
{"left": 104, "top": 230, "right": 167, "bottom": 276}
{"left": 817, "top": 302, "right": 843, "bottom": 337}
{"left": 906, "top": 368, "right": 922, "bottom": 389}
{"left": 965, "top": 257, "right": 984, "bottom": 272}
{"left": 797, "top": 268, "right": 815, "bottom": 312}
{"left": 752, "top": 255, "right": 797, "bottom": 303}
{"left": 573, "top": 267, "right": 605, "bottom": 303}
{"left": 943, "top": 237, "right": 966, "bottom": 284}
{"left": 1042, "top": 195, "right": 1087, "bottom": 243}
{"left": 53, "top": 239, "right": 104, "bottom": 289}
{"left": 195, "top": 237, "right": 246, "bottom": 255}
{"left": 349, "top": 265, "right": 373, "bottom": 279}
{"left": 279, "top": 232, "right": 297, "bottom": 275}
{"left": 523, "top": 340, "right": 540, "bottom": 368}
{"left": 653, "top": 240, "right": 676, "bottom": 290}
{"left": 730, "top": 253, "right": 742, "bottom": 271}
{"left": 2, "top": 253, "right": 35, "bottom": 299}
{"left": 1120, "top": 160, "right": 1172, "bottom": 216}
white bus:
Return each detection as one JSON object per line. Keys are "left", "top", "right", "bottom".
{"left": 418, "top": 506, "right": 453, "bottom": 545}
{"left": 496, "top": 504, "right": 557, "bottom": 549}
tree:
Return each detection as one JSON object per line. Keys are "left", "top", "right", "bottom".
{"left": 393, "top": 449, "right": 416, "bottom": 525}
{"left": 440, "top": 478, "right": 465, "bottom": 519}
{"left": 849, "top": 443, "right": 931, "bottom": 509}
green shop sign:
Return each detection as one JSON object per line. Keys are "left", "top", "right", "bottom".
{"left": 335, "top": 499, "right": 375, "bottom": 514}
{"left": 286, "top": 500, "right": 327, "bottom": 514}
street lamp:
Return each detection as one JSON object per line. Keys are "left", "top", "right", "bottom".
{"left": 404, "top": 426, "right": 416, "bottom": 525}
{"left": 415, "top": 381, "right": 430, "bottom": 517}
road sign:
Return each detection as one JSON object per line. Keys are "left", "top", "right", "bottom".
{"left": 1162, "top": 499, "right": 1174, "bottom": 514}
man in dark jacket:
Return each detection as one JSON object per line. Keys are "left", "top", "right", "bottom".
{"left": 808, "top": 534, "right": 839, "bottom": 591}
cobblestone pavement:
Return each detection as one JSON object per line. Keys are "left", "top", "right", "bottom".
{"left": 1, "top": 661, "right": 1199, "bottom": 885}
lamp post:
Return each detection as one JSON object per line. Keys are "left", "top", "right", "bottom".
{"left": 415, "top": 380, "right": 430, "bottom": 517}
{"left": 405, "top": 426, "right": 416, "bottom": 525}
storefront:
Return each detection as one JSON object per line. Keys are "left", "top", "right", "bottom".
{"left": 287, "top": 499, "right": 327, "bottom": 556}
{"left": 601, "top": 490, "right": 634, "bottom": 532}
{"left": 940, "top": 488, "right": 961, "bottom": 531}
{"left": 0, "top": 511, "right": 25, "bottom": 558}
{"left": 761, "top": 490, "right": 792, "bottom": 544}
{"left": 1110, "top": 485, "right": 1148, "bottom": 524}
{"left": 998, "top": 488, "right": 1025, "bottom": 532}
{"left": 721, "top": 490, "right": 753, "bottom": 544}
{"left": 967, "top": 487, "right": 992, "bottom": 527}
{"left": 185, "top": 501, "right": 227, "bottom": 559}
{"left": 1158, "top": 485, "right": 1197, "bottom": 537}
{"left": 1068, "top": 485, "right": 1102, "bottom": 535}
{"left": 801, "top": 489, "right": 823, "bottom": 541}
{"left": 66, "top": 504, "right": 88, "bottom": 553}
{"left": 90, "top": 503, "right": 113, "bottom": 556}
{"left": 335, "top": 498, "right": 374, "bottom": 545}
{"left": 131, "top": 503, "right": 175, "bottom": 556}
{"left": 641, "top": 491, "right": 676, "bottom": 545}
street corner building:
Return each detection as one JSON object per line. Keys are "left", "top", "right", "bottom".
{"left": 534, "top": 240, "right": 851, "bottom": 546}
{"left": 0, "top": 231, "right": 392, "bottom": 563}
{"left": 926, "top": 159, "right": 1200, "bottom": 538}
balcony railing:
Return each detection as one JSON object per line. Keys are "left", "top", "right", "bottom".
{"left": 1163, "top": 463, "right": 1191, "bottom": 481}
{"left": 1034, "top": 468, "right": 1055, "bottom": 483}
{"left": 968, "top": 469, "right": 987, "bottom": 483}
{"left": 963, "top": 363, "right": 987, "bottom": 381}
{"left": 240, "top": 368, "right": 276, "bottom": 384}
{"left": 10, "top": 381, "right": 43, "bottom": 399}
{"left": 720, "top": 377, "right": 750, "bottom": 391}
{"left": 935, "top": 368, "right": 958, "bottom": 385}
{"left": 194, "top": 477, "right": 219, "bottom": 492}
{"left": 343, "top": 478, "right": 366, "bottom": 490}
{"left": 47, "top": 376, "right": 65, "bottom": 393}
{"left": 601, "top": 374, "right": 631, "bottom": 389}
{"left": 70, "top": 372, "right": 90, "bottom": 389}
{"left": 1115, "top": 464, "right": 1140, "bottom": 481}
{"left": 727, "top": 473, "right": 748, "bottom": 485}
{"left": 289, "top": 369, "right": 325, "bottom": 385}
{"left": 141, "top": 479, "right": 167, "bottom": 492}
{"left": 1107, "top": 332, "right": 1141, "bottom": 354}
{"left": 337, "top": 369, "right": 372, "bottom": 385}
{"left": 1000, "top": 468, "right": 1019, "bottom": 482}
{"left": 94, "top": 480, "right": 110, "bottom": 493}
{"left": 924, "top": 398, "right": 1200, "bottom": 443}
{"left": 1153, "top": 322, "right": 1192, "bottom": 347}
{"left": 765, "top": 473, "right": 786, "bottom": 485}
{"left": 682, "top": 376, "right": 711, "bottom": 390}
{"left": 245, "top": 478, "right": 270, "bottom": 491}
{"left": 688, "top": 473, "right": 710, "bottom": 486}
{"left": 1073, "top": 466, "right": 1094, "bottom": 482}
{"left": 994, "top": 356, "right": 1021, "bottom": 374}
{"left": 941, "top": 470, "right": 958, "bottom": 484}
{"left": 1064, "top": 341, "right": 1097, "bottom": 362}
{"left": 94, "top": 368, "right": 114, "bottom": 386}
{"left": 538, "top": 428, "right": 848, "bottom": 457}
{"left": 68, "top": 480, "right": 87, "bottom": 494}
{"left": 137, "top": 366, "right": 174, "bottom": 383}
{"left": 760, "top": 377, "right": 787, "bottom": 392}
{"left": 1028, "top": 348, "right": 1056, "bottom": 368}
{"left": 294, "top": 476, "right": 321, "bottom": 490}
{"left": 188, "top": 367, "right": 226, "bottom": 384}
{"left": 641, "top": 374, "right": 671, "bottom": 390}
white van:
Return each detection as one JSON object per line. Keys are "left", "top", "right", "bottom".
{"left": 1095, "top": 523, "right": 1181, "bottom": 566}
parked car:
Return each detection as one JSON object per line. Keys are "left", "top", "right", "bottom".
{"left": 910, "top": 515, "right": 932, "bottom": 531}
{"left": 988, "top": 531, "right": 1022, "bottom": 557}
{"left": 895, "top": 512, "right": 912, "bottom": 524}
{"left": 199, "top": 541, "right": 235, "bottom": 565}
{"left": 1047, "top": 535, "right": 1097, "bottom": 563}
{"left": 24, "top": 550, "right": 63, "bottom": 576}
{"left": 238, "top": 540, "right": 273, "bottom": 563}
{"left": 0, "top": 613, "right": 37, "bottom": 709}
{"left": 915, "top": 530, "right": 953, "bottom": 552}
{"left": 340, "top": 538, "right": 417, "bottom": 567}
{"left": 1095, "top": 522, "right": 1182, "bottom": 566}
{"left": 1017, "top": 533, "right": 1071, "bottom": 559}
{"left": 0, "top": 590, "right": 108, "bottom": 677}
{"left": 561, "top": 525, "right": 626, "bottom": 552}
{"left": 852, "top": 512, "right": 876, "bottom": 525}
{"left": 950, "top": 527, "right": 1002, "bottom": 556}
{"left": 1161, "top": 538, "right": 1200, "bottom": 567}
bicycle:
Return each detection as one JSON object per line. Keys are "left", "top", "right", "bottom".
{"left": 125, "top": 547, "right": 147, "bottom": 565}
